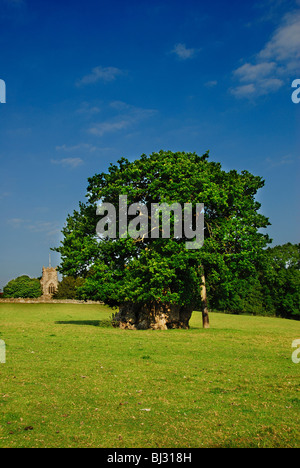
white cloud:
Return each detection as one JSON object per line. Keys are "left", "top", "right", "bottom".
{"left": 171, "top": 43, "right": 198, "bottom": 60}
{"left": 262, "top": 77, "right": 284, "bottom": 90}
{"left": 0, "top": 191, "right": 10, "bottom": 201}
{"left": 231, "top": 8, "right": 300, "bottom": 98}
{"left": 230, "top": 77, "right": 283, "bottom": 98}
{"left": 26, "top": 221, "right": 59, "bottom": 235}
{"left": 88, "top": 102, "right": 156, "bottom": 137}
{"left": 204, "top": 80, "right": 218, "bottom": 87}
{"left": 259, "top": 10, "right": 300, "bottom": 68}
{"left": 233, "top": 62, "right": 277, "bottom": 82}
{"left": 7, "top": 218, "right": 60, "bottom": 237}
{"left": 265, "top": 154, "right": 297, "bottom": 168}
{"left": 76, "top": 66, "right": 124, "bottom": 86}
{"left": 89, "top": 120, "right": 130, "bottom": 136}
{"left": 109, "top": 100, "right": 132, "bottom": 111}
{"left": 7, "top": 218, "right": 24, "bottom": 228}
{"left": 76, "top": 102, "right": 101, "bottom": 115}
{"left": 230, "top": 83, "right": 256, "bottom": 98}
{"left": 50, "top": 158, "right": 84, "bottom": 168}
{"left": 55, "top": 143, "right": 97, "bottom": 153}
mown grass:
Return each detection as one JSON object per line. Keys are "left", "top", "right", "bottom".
{"left": 0, "top": 303, "right": 299, "bottom": 448}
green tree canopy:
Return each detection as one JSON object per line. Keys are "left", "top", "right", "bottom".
{"left": 263, "top": 243, "right": 300, "bottom": 319}
{"left": 53, "top": 276, "right": 85, "bottom": 300}
{"left": 3, "top": 276, "right": 42, "bottom": 299}
{"left": 54, "top": 150, "right": 270, "bottom": 328}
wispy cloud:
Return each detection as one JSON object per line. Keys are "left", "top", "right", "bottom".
{"left": 7, "top": 218, "right": 60, "bottom": 237}
{"left": 55, "top": 143, "right": 97, "bottom": 153}
{"left": 233, "top": 62, "right": 277, "bottom": 82}
{"left": 231, "top": 8, "right": 300, "bottom": 98}
{"left": 265, "top": 154, "right": 297, "bottom": 168}
{"left": 89, "top": 120, "right": 130, "bottom": 136}
{"left": 0, "top": 191, "right": 10, "bottom": 201}
{"left": 204, "top": 80, "right": 218, "bottom": 88}
{"left": 231, "top": 77, "right": 283, "bottom": 98}
{"left": 76, "top": 102, "right": 101, "bottom": 115}
{"left": 26, "top": 221, "right": 60, "bottom": 235}
{"left": 252, "top": 0, "right": 294, "bottom": 24}
{"left": 7, "top": 218, "right": 24, "bottom": 228}
{"left": 50, "top": 158, "right": 84, "bottom": 168}
{"left": 109, "top": 100, "right": 132, "bottom": 111}
{"left": 259, "top": 9, "right": 300, "bottom": 70}
{"left": 171, "top": 43, "right": 199, "bottom": 60}
{"left": 88, "top": 102, "right": 156, "bottom": 137}
{"left": 76, "top": 66, "right": 124, "bottom": 86}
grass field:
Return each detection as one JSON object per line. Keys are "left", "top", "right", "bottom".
{"left": 0, "top": 303, "right": 299, "bottom": 448}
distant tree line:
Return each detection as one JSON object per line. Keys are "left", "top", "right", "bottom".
{"left": 2, "top": 276, "right": 42, "bottom": 299}
{"left": 207, "top": 242, "right": 299, "bottom": 320}
{"left": 53, "top": 276, "right": 85, "bottom": 300}
{"left": 2, "top": 243, "right": 298, "bottom": 320}
{"left": 55, "top": 242, "right": 299, "bottom": 320}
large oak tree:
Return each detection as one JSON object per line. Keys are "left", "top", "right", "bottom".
{"left": 54, "top": 151, "right": 270, "bottom": 329}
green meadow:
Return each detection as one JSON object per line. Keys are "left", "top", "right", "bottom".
{"left": 0, "top": 303, "right": 299, "bottom": 448}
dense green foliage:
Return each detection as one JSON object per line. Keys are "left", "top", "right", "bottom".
{"left": 53, "top": 276, "right": 85, "bottom": 300}
{"left": 263, "top": 243, "right": 299, "bottom": 319}
{"left": 54, "top": 151, "right": 270, "bottom": 315}
{"left": 3, "top": 275, "right": 42, "bottom": 298}
{"left": 217, "top": 243, "right": 299, "bottom": 319}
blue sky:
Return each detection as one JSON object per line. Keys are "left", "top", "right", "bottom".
{"left": 0, "top": 0, "right": 299, "bottom": 289}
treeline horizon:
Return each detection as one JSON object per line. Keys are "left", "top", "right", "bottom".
{"left": 3, "top": 241, "right": 296, "bottom": 321}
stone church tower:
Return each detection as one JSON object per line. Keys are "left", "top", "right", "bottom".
{"left": 40, "top": 266, "right": 58, "bottom": 298}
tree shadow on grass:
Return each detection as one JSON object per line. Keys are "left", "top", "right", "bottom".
{"left": 55, "top": 320, "right": 113, "bottom": 328}
{"left": 55, "top": 320, "right": 202, "bottom": 330}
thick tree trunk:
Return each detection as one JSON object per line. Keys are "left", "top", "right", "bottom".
{"left": 112, "top": 302, "right": 193, "bottom": 330}
{"left": 201, "top": 274, "right": 210, "bottom": 329}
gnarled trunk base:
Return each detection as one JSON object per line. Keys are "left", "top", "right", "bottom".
{"left": 112, "top": 302, "right": 193, "bottom": 330}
